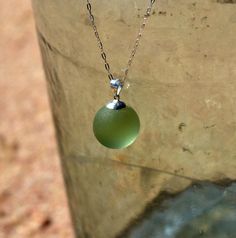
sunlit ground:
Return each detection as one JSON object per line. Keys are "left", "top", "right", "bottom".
{"left": 0, "top": 1, "right": 73, "bottom": 237}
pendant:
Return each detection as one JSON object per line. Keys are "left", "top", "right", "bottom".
{"left": 93, "top": 79, "right": 140, "bottom": 149}
{"left": 93, "top": 99, "right": 140, "bottom": 149}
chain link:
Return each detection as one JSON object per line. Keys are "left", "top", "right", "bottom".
{"left": 86, "top": 0, "right": 155, "bottom": 87}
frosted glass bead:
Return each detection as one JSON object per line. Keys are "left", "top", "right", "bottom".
{"left": 93, "top": 105, "right": 140, "bottom": 149}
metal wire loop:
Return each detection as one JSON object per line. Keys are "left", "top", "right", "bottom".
{"left": 105, "top": 63, "right": 110, "bottom": 71}
{"left": 101, "top": 52, "right": 106, "bottom": 60}
{"left": 108, "top": 74, "right": 113, "bottom": 80}
{"left": 113, "top": 94, "right": 120, "bottom": 100}
{"left": 86, "top": 3, "right": 92, "bottom": 11}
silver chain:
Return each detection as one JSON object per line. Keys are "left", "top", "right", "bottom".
{"left": 122, "top": 0, "right": 155, "bottom": 82}
{"left": 86, "top": 0, "right": 156, "bottom": 91}
{"left": 86, "top": 1, "right": 114, "bottom": 80}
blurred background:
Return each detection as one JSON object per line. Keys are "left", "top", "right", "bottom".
{"left": 0, "top": 1, "right": 73, "bottom": 237}
{"left": 1, "top": 0, "right": 236, "bottom": 237}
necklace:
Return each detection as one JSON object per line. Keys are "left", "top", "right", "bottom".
{"left": 86, "top": 0, "right": 155, "bottom": 149}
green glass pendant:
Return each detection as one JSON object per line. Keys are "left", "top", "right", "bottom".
{"left": 93, "top": 100, "right": 140, "bottom": 149}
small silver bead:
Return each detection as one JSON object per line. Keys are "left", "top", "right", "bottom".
{"left": 110, "top": 79, "right": 123, "bottom": 89}
{"left": 110, "top": 78, "right": 123, "bottom": 97}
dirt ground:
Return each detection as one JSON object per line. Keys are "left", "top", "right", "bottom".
{"left": 0, "top": 1, "right": 74, "bottom": 237}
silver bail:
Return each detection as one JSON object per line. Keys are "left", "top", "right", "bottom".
{"left": 107, "top": 79, "right": 126, "bottom": 109}
{"left": 106, "top": 99, "right": 126, "bottom": 110}
{"left": 110, "top": 78, "right": 123, "bottom": 98}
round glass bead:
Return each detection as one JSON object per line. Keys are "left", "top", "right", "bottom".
{"left": 93, "top": 104, "right": 140, "bottom": 149}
